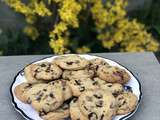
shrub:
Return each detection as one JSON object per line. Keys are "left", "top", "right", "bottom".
{"left": 4, "top": 0, "right": 159, "bottom": 54}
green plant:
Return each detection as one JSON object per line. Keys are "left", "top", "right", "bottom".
{"left": 3, "top": 0, "right": 160, "bottom": 55}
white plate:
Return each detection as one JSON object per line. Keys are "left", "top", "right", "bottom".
{"left": 10, "top": 54, "right": 142, "bottom": 120}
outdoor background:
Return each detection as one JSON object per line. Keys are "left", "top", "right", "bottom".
{"left": 0, "top": 0, "right": 160, "bottom": 60}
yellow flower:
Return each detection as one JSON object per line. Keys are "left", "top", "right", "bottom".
{"left": 50, "top": 22, "right": 67, "bottom": 38}
{"left": 26, "top": 15, "right": 37, "bottom": 24}
{"left": 5, "top": 0, "right": 32, "bottom": 15}
{"left": 76, "top": 46, "right": 91, "bottom": 54}
{"left": 23, "top": 26, "right": 39, "bottom": 40}
{"left": 91, "top": 0, "right": 107, "bottom": 29}
{"left": 59, "top": 0, "right": 81, "bottom": 28}
{"left": 49, "top": 38, "right": 68, "bottom": 54}
{"left": 4, "top": 0, "right": 159, "bottom": 54}
{"left": 33, "top": 1, "right": 52, "bottom": 16}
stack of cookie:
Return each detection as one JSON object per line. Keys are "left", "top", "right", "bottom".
{"left": 14, "top": 55, "right": 138, "bottom": 120}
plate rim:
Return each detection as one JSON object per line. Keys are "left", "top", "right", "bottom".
{"left": 10, "top": 54, "right": 142, "bottom": 120}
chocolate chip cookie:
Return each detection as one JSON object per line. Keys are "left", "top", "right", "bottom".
{"left": 100, "top": 83, "right": 123, "bottom": 96}
{"left": 27, "top": 80, "right": 64, "bottom": 113}
{"left": 53, "top": 55, "right": 89, "bottom": 70}
{"left": 89, "top": 58, "right": 109, "bottom": 73}
{"left": 41, "top": 102, "right": 70, "bottom": 120}
{"left": 14, "top": 83, "right": 33, "bottom": 103}
{"left": 116, "top": 91, "right": 138, "bottom": 115}
{"left": 62, "top": 69, "right": 94, "bottom": 80}
{"left": 61, "top": 80, "right": 73, "bottom": 101}
{"left": 70, "top": 98, "right": 88, "bottom": 120}
{"left": 66, "top": 78, "right": 99, "bottom": 97}
{"left": 78, "top": 89, "right": 117, "bottom": 120}
{"left": 97, "top": 65, "right": 130, "bottom": 84}
{"left": 25, "top": 62, "right": 62, "bottom": 83}
{"left": 24, "top": 64, "right": 40, "bottom": 83}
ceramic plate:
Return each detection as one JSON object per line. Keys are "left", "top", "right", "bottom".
{"left": 10, "top": 54, "right": 142, "bottom": 120}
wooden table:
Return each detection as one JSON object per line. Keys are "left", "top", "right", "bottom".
{"left": 0, "top": 52, "right": 160, "bottom": 120}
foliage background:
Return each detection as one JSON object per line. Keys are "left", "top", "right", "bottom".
{"left": 0, "top": 0, "right": 160, "bottom": 55}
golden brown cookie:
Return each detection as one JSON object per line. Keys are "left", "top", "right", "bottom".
{"left": 78, "top": 89, "right": 117, "bottom": 120}
{"left": 26, "top": 81, "right": 64, "bottom": 113}
{"left": 62, "top": 69, "right": 94, "bottom": 80}
{"left": 66, "top": 78, "right": 99, "bottom": 97}
{"left": 41, "top": 103, "right": 70, "bottom": 120}
{"left": 14, "top": 83, "right": 33, "bottom": 103}
{"left": 53, "top": 55, "right": 89, "bottom": 70}
{"left": 70, "top": 98, "right": 88, "bottom": 120}
{"left": 116, "top": 91, "right": 138, "bottom": 115}
{"left": 24, "top": 62, "right": 62, "bottom": 83}
{"left": 97, "top": 65, "right": 130, "bottom": 84}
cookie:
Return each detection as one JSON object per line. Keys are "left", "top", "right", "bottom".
{"left": 14, "top": 83, "right": 33, "bottom": 103}
{"left": 62, "top": 69, "right": 94, "bottom": 80}
{"left": 67, "top": 78, "right": 99, "bottom": 97}
{"left": 32, "top": 62, "right": 62, "bottom": 81}
{"left": 24, "top": 62, "right": 62, "bottom": 83}
{"left": 78, "top": 89, "right": 117, "bottom": 120}
{"left": 91, "top": 77, "right": 108, "bottom": 86}
{"left": 97, "top": 65, "right": 130, "bottom": 84}
{"left": 89, "top": 58, "right": 109, "bottom": 73}
{"left": 61, "top": 80, "right": 73, "bottom": 100}
{"left": 116, "top": 91, "right": 138, "bottom": 115}
{"left": 70, "top": 98, "right": 88, "bottom": 120}
{"left": 100, "top": 83, "right": 123, "bottom": 96}
{"left": 24, "top": 83, "right": 48, "bottom": 104}
{"left": 53, "top": 55, "right": 89, "bottom": 70}
{"left": 24, "top": 64, "right": 41, "bottom": 83}
{"left": 28, "top": 80, "right": 64, "bottom": 113}
{"left": 41, "top": 103, "right": 70, "bottom": 120}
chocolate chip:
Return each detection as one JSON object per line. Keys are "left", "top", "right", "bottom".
{"left": 107, "top": 84, "right": 112, "bottom": 87}
{"left": 93, "top": 94, "right": 103, "bottom": 99}
{"left": 92, "top": 81, "right": 98, "bottom": 85}
{"left": 43, "top": 89, "right": 47, "bottom": 91}
{"left": 27, "top": 98, "right": 32, "bottom": 104}
{"left": 63, "top": 87, "right": 66, "bottom": 91}
{"left": 112, "top": 93, "right": 118, "bottom": 97}
{"left": 45, "top": 69, "right": 50, "bottom": 72}
{"left": 36, "top": 95, "right": 42, "bottom": 101}
{"left": 100, "top": 114, "right": 104, "bottom": 120}
{"left": 95, "top": 66, "right": 99, "bottom": 71}
{"left": 88, "top": 112, "right": 98, "bottom": 120}
{"left": 39, "top": 109, "right": 47, "bottom": 116}
{"left": 45, "top": 64, "right": 51, "bottom": 72}
{"left": 75, "top": 80, "right": 81, "bottom": 85}
{"left": 79, "top": 86, "right": 85, "bottom": 92}
{"left": 25, "top": 84, "right": 32, "bottom": 89}
{"left": 66, "top": 61, "right": 74, "bottom": 65}
{"left": 39, "top": 112, "right": 45, "bottom": 116}
{"left": 73, "top": 98, "right": 78, "bottom": 102}
{"left": 96, "top": 100, "right": 103, "bottom": 107}
{"left": 40, "top": 64, "right": 46, "bottom": 67}
{"left": 84, "top": 106, "right": 89, "bottom": 110}
{"left": 49, "top": 93, "right": 54, "bottom": 98}
{"left": 50, "top": 82, "right": 55, "bottom": 85}
{"left": 36, "top": 91, "right": 43, "bottom": 101}
{"left": 92, "top": 79, "right": 98, "bottom": 85}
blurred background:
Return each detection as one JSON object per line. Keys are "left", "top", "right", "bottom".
{"left": 0, "top": 0, "right": 159, "bottom": 60}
